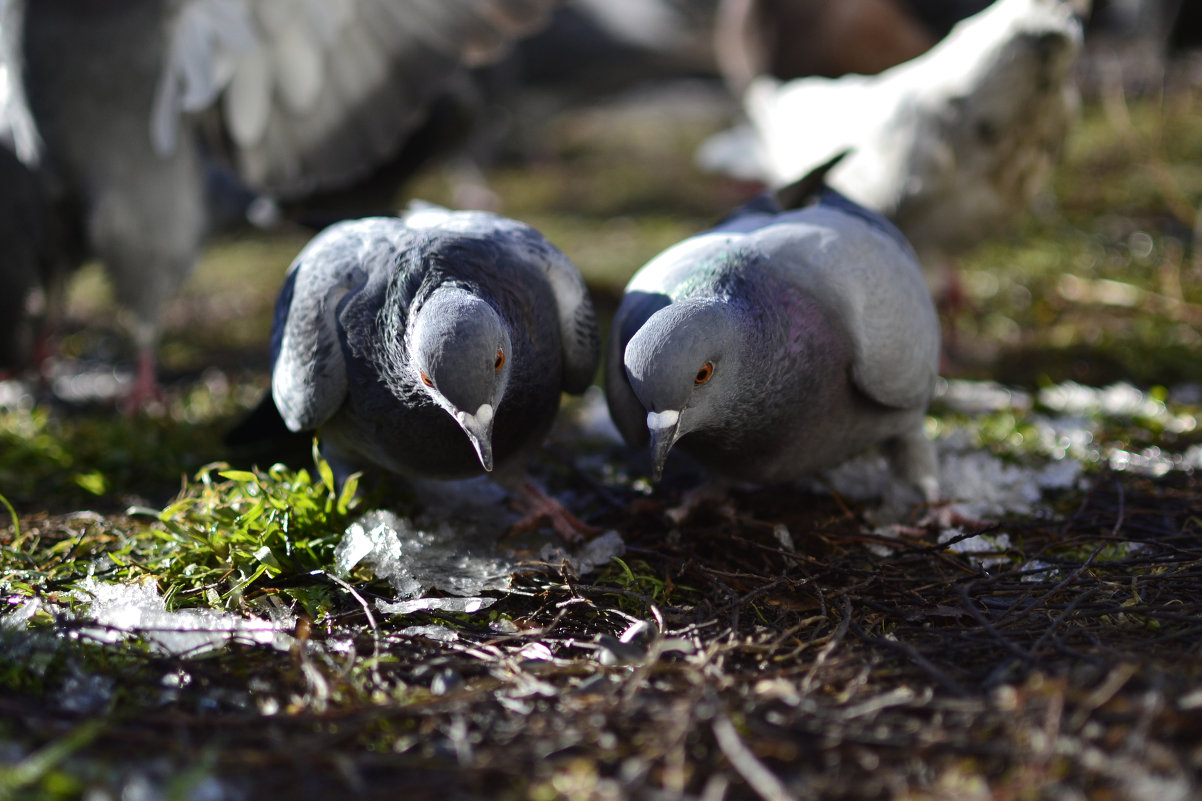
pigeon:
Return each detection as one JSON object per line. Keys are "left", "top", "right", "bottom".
{"left": 605, "top": 159, "right": 941, "bottom": 504}
{"left": 267, "top": 206, "right": 600, "bottom": 536}
{"left": 698, "top": 0, "right": 1086, "bottom": 273}
{"left": 0, "top": 142, "right": 81, "bottom": 375}
{"left": 2, "top": 0, "right": 558, "bottom": 410}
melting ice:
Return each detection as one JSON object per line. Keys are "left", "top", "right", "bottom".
{"left": 69, "top": 578, "right": 295, "bottom": 657}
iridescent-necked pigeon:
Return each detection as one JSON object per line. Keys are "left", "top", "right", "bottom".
{"left": 606, "top": 161, "right": 941, "bottom": 503}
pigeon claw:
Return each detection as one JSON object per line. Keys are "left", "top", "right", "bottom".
{"left": 122, "top": 348, "right": 165, "bottom": 416}
{"left": 507, "top": 481, "right": 600, "bottom": 544}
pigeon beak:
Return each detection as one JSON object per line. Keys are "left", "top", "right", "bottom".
{"left": 646, "top": 409, "right": 681, "bottom": 482}
{"left": 455, "top": 404, "right": 495, "bottom": 472}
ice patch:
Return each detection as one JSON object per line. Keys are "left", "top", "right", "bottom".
{"left": 335, "top": 509, "right": 514, "bottom": 600}
{"left": 71, "top": 578, "right": 295, "bottom": 657}
{"left": 1182, "top": 444, "right": 1202, "bottom": 470}
{"left": 1039, "top": 381, "right": 1161, "bottom": 419}
{"left": 571, "top": 385, "right": 626, "bottom": 445}
{"left": 937, "top": 379, "right": 1032, "bottom": 414}
{"left": 1038, "top": 381, "right": 1196, "bottom": 436}
{"left": 823, "top": 442, "right": 1082, "bottom": 520}
{"left": 938, "top": 528, "right": 1012, "bottom": 570}
{"left": 3, "top": 595, "right": 41, "bottom": 629}
{"left": 539, "top": 530, "right": 626, "bottom": 576}
{"left": 396, "top": 624, "right": 461, "bottom": 642}
{"left": 939, "top": 450, "right": 1082, "bottom": 520}
{"left": 376, "top": 596, "right": 496, "bottom": 615}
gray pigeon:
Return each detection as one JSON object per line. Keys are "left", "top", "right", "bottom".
{"left": 269, "top": 206, "right": 600, "bottom": 531}
{"left": 3, "top": 0, "right": 558, "bottom": 409}
{"left": 605, "top": 168, "right": 941, "bottom": 503}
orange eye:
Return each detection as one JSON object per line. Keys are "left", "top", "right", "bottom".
{"left": 694, "top": 361, "right": 714, "bottom": 384}
{"left": 420, "top": 372, "right": 434, "bottom": 388}
{"left": 494, "top": 348, "right": 505, "bottom": 371}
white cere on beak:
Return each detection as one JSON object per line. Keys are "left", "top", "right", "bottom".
{"left": 475, "top": 403, "right": 493, "bottom": 426}
{"left": 646, "top": 409, "right": 680, "bottom": 432}
{"left": 457, "top": 404, "right": 493, "bottom": 428}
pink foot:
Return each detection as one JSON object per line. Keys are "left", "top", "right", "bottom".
{"left": 507, "top": 481, "right": 599, "bottom": 544}
{"left": 122, "top": 349, "right": 164, "bottom": 415}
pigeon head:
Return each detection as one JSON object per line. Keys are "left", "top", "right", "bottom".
{"left": 623, "top": 298, "right": 747, "bottom": 480}
{"left": 408, "top": 287, "right": 512, "bottom": 472}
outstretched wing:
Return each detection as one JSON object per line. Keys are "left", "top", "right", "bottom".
{"left": 152, "top": 0, "right": 558, "bottom": 198}
{"left": 0, "top": 0, "right": 42, "bottom": 165}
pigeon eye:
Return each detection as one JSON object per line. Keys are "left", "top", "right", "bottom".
{"left": 494, "top": 348, "right": 505, "bottom": 371}
{"left": 694, "top": 362, "right": 714, "bottom": 384}
{"left": 420, "top": 371, "right": 434, "bottom": 388}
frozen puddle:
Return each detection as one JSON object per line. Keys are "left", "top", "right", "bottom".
{"left": 62, "top": 578, "right": 296, "bottom": 657}
{"left": 335, "top": 508, "right": 625, "bottom": 617}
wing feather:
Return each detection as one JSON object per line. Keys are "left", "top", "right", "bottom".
{"left": 153, "top": 0, "right": 558, "bottom": 197}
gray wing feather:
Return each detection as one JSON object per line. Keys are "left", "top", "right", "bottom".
{"left": 153, "top": 0, "right": 557, "bottom": 198}
{"left": 521, "top": 232, "right": 600, "bottom": 395}
{"left": 749, "top": 204, "right": 940, "bottom": 410}
{"left": 0, "top": 0, "right": 43, "bottom": 165}
{"left": 271, "top": 217, "right": 410, "bottom": 431}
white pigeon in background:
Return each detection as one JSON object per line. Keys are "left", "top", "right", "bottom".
{"left": 698, "top": 0, "right": 1088, "bottom": 276}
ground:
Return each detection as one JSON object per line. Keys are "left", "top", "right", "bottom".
{"left": 1, "top": 80, "right": 1201, "bottom": 800}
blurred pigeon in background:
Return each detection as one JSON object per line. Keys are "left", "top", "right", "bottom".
{"left": 712, "top": 0, "right": 979, "bottom": 94}
{"left": 267, "top": 206, "right": 600, "bottom": 538}
{"left": 605, "top": 160, "right": 941, "bottom": 504}
{"left": 0, "top": 143, "right": 80, "bottom": 376}
{"left": 1, "top": 0, "right": 558, "bottom": 410}
{"left": 713, "top": 0, "right": 997, "bottom": 98}
{"left": 699, "top": 0, "right": 1087, "bottom": 292}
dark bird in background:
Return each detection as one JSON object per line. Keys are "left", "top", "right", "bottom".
{"left": 0, "top": 143, "right": 77, "bottom": 376}
{"left": 605, "top": 159, "right": 941, "bottom": 505}
{"left": 0, "top": 0, "right": 558, "bottom": 410}
{"left": 712, "top": 0, "right": 994, "bottom": 95}
{"left": 264, "top": 206, "right": 600, "bottom": 539}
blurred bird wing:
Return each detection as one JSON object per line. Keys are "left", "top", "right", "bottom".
{"left": 152, "top": 0, "right": 558, "bottom": 198}
{"left": 270, "top": 219, "right": 405, "bottom": 432}
{"left": 0, "top": 0, "right": 44, "bottom": 165}
{"left": 743, "top": 72, "right": 888, "bottom": 187}
{"left": 748, "top": 202, "right": 940, "bottom": 411}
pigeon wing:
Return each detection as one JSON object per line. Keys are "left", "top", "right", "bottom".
{"left": 152, "top": 0, "right": 558, "bottom": 198}
{"left": 515, "top": 226, "right": 600, "bottom": 395}
{"left": 749, "top": 196, "right": 940, "bottom": 411}
{"left": 270, "top": 219, "right": 405, "bottom": 431}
